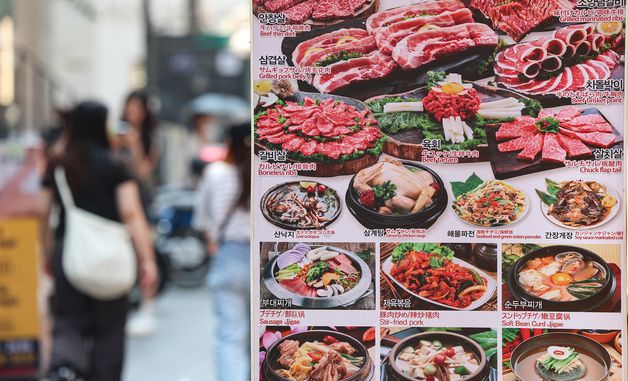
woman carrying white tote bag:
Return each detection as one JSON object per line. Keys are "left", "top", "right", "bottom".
{"left": 40, "top": 101, "right": 158, "bottom": 381}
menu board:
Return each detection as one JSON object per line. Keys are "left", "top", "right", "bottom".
{"left": 251, "top": 1, "right": 626, "bottom": 380}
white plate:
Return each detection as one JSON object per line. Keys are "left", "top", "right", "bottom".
{"left": 452, "top": 181, "right": 529, "bottom": 228}
{"left": 382, "top": 255, "right": 497, "bottom": 311}
{"left": 540, "top": 184, "right": 621, "bottom": 230}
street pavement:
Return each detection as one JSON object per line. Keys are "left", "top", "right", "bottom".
{"left": 123, "top": 286, "right": 216, "bottom": 381}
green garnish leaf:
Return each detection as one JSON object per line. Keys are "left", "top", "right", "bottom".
{"left": 451, "top": 173, "right": 484, "bottom": 199}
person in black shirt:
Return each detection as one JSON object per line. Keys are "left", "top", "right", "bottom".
{"left": 40, "top": 101, "right": 158, "bottom": 381}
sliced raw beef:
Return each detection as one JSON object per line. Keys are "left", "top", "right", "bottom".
{"left": 559, "top": 128, "right": 617, "bottom": 148}
{"left": 562, "top": 114, "right": 613, "bottom": 133}
{"left": 392, "top": 23, "right": 498, "bottom": 70}
{"left": 292, "top": 28, "right": 369, "bottom": 66}
{"left": 556, "top": 133, "right": 592, "bottom": 158}
{"left": 541, "top": 133, "right": 567, "bottom": 163}
{"left": 517, "top": 133, "right": 544, "bottom": 161}
{"left": 495, "top": 116, "right": 538, "bottom": 140}
{"left": 374, "top": 8, "right": 474, "bottom": 54}
{"left": 312, "top": 0, "right": 354, "bottom": 20}
{"left": 470, "top": 0, "right": 577, "bottom": 41}
{"left": 312, "top": 51, "right": 398, "bottom": 93}
{"left": 554, "top": 24, "right": 588, "bottom": 45}
{"left": 566, "top": 64, "right": 589, "bottom": 91}
{"left": 298, "top": 36, "right": 377, "bottom": 67}
{"left": 282, "top": 1, "right": 316, "bottom": 24}
{"left": 366, "top": 0, "right": 465, "bottom": 32}
{"left": 265, "top": 0, "right": 304, "bottom": 12}
{"left": 554, "top": 106, "right": 582, "bottom": 123}
{"left": 498, "top": 133, "right": 538, "bottom": 152}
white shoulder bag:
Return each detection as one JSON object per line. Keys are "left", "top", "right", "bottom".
{"left": 55, "top": 167, "right": 137, "bottom": 300}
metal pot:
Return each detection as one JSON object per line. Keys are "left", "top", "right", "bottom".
{"left": 264, "top": 245, "right": 373, "bottom": 308}
{"left": 263, "top": 330, "right": 373, "bottom": 381}
{"left": 506, "top": 245, "right": 615, "bottom": 312}
{"left": 345, "top": 161, "right": 447, "bottom": 229}
{"left": 510, "top": 333, "right": 611, "bottom": 381}
{"left": 385, "top": 332, "right": 489, "bottom": 381}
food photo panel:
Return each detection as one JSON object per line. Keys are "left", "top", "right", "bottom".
{"left": 260, "top": 242, "right": 376, "bottom": 310}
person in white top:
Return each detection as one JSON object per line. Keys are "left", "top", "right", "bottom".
{"left": 193, "top": 122, "right": 251, "bottom": 381}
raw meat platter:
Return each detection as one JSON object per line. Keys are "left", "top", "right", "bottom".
{"left": 486, "top": 107, "right": 623, "bottom": 179}
{"left": 253, "top": 0, "right": 379, "bottom": 26}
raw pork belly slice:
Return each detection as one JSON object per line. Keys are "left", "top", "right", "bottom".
{"left": 541, "top": 133, "right": 567, "bottom": 163}
{"left": 282, "top": 1, "right": 316, "bottom": 24}
{"left": 366, "top": 0, "right": 465, "bottom": 32}
{"left": 470, "top": 0, "right": 577, "bottom": 41}
{"left": 556, "top": 133, "right": 592, "bottom": 158}
{"left": 374, "top": 8, "right": 474, "bottom": 54}
{"left": 562, "top": 114, "right": 613, "bottom": 133}
{"left": 392, "top": 23, "right": 498, "bottom": 70}
{"left": 517, "top": 133, "right": 544, "bottom": 161}
{"left": 298, "top": 36, "right": 377, "bottom": 67}
{"left": 559, "top": 128, "right": 617, "bottom": 148}
{"left": 495, "top": 116, "right": 538, "bottom": 140}
{"left": 292, "top": 28, "right": 369, "bottom": 66}
{"left": 498, "top": 133, "right": 538, "bottom": 152}
{"left": 265, "top": 0, "right": 304, "bottom": 12}
{"left": 313, "top": 51, "right": 398, "bottom": 93}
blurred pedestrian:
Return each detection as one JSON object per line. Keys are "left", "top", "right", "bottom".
{"left": 117, "top": 90, "right": 159, "bottom": 185}
{"left": 40, "top": 101, "right": 158, "bottom": 381}
{"left": 193, "top": 122, "right": 251, "bottom": 381}
{"left": 117, "top": 90, "right": 161, "bottom": 336}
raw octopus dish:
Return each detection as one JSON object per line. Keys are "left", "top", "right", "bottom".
{"left": 255, "top": 97, "right": 384, "bottom": 163}
{"left": 495, "top": 23, "right": 622, "bottom": 96}
{"left": 274, "top": 244, "right": 361, "bottom": 298}
{"left": 536, "top": 179, "right": 619, "bottom": 229}
{"left": 452, "top": 178, "right": 527, "bottom": 227}
{"left": 395, "top": 338, "right": 481, "bottom": 380}
{"left": 353, "top": 158, "right": 440, "bottom": 216}
{"left": 253, "top": 0, "right": 375, "bottom": 25}
{"left": 291, "top": 0, "right": 499, "bottom": 93}
{"left": 273, "top": 335, "right": 366, "bottom": 381}
{"left": 387, "top": 243, "right": 490, "bottom": 309}
{"left": 470, "top": 0, "right": 577, "bottom": 41}
{"left": 494, "top": 106, "right": 619, "bottom": 163}
{"left": 263, "top": 181, "right": 340, "bottom": 229}
{"left": 518, "top": 251, "right": 607, "bottom": 302}
{"left": 366, "top": 72, "right": 537, "bottom": 152}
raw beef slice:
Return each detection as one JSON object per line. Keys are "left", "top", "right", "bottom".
{"left": 556, "top": 133, "right": 592, "bottom": 158}
{"left": 541, "top": 133, "right": 567, "bottom": 163}
{"left": 559, "top": 128, "right": 617, "bottom": 148}
{"left": 282, "top": 1, "right": 316, "bottom": 24}
{"left": 517, "top": 133, "right": 544, "bottom": 161}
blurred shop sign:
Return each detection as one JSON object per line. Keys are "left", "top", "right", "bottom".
{"left": 0, "top": 142, "right": 40, "bottom": 380}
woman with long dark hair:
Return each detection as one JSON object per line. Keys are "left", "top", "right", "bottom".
{"left": 40, "top": 101, "right": 157, "bottom": 381}
{"left": 193, "top": 122, "right": 251, "bottom": 381}
{"left": 118, "top": 90, "right": 159, "bottom": 183}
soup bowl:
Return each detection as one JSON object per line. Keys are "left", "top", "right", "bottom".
{"left": 510, "top": 333, "right": 611, "bottom": 381}
{"left": 263, "top": 330, "right": 373, "bottom": 381}
{"left": 345, "top": 161, "right": 448, "bottom": 229}
{"left": 506, "top": 245, "right": 615, "bottom": 312}
{"left": 386, "top": 332, "right": 489, "bottom": 381}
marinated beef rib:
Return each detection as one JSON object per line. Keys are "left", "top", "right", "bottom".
{"left": 470, "top": 0, "right": 576, "bottom": 41}
{"left": 392, "top": 23, "right": 498, "bottom": 70}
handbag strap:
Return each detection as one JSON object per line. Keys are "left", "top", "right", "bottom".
{"left": 53, "top": 167, "right": 76, "bottom": 209}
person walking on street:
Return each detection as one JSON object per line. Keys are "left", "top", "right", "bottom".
{"left": 40, "top": 101, "right": 158, "bottom": 381}
{"left": 194, "top": 122, "right": 251, "bottom": 381}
